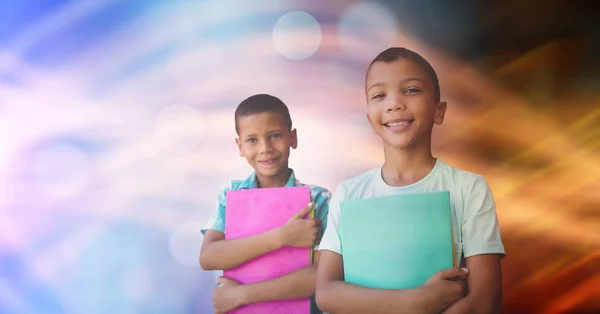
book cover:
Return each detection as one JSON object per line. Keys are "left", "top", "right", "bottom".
{"left": 224, "top": 186, "right": 313, "bottom": 314}
{"left": 340, "top": 190, "right": 454, "bottom": 290}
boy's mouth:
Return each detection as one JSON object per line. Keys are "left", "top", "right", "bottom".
{"left": 258, "top": 157, "right": 280, "bottom": 166}
{"left": 382, "top": 118, "right": 414, "bottom": 129}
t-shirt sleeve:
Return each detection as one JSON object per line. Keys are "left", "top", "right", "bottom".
{"left": 462, "top": 175, "right": 506, "bottom": 258}
{"left": 318, "top": 185, "right": 344, "bottom": 255}
{"left": 201, "top": 183, "right": 229, "bottom": 235}
{"left": 310, "top": 188, "right": 332, "bottom": 250}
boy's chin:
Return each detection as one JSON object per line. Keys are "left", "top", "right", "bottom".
{"left": 381, "top": 135, "right": 415, "bottom": 149}
{"left": 254, "top": 166, "right": 286, "bottom": 177}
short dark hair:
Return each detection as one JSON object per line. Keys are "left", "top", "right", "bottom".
{"left": 234, "top": 94, "right": 293, "bottom": 134}
{"left": 367, "top": 47, "right": 441, "bottom": 103}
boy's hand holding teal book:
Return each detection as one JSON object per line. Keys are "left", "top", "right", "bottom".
{"left": 419, "top": 267, "right": 469, "bottom": 312}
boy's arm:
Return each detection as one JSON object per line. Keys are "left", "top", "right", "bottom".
{"left": 443, "top": 175, "right": 505, "bottom": 314}
{"left": 315, "top": 251, "right": 467, "bottom": 314}
{"left": 213, "top": 252, "right": 321, "bottom": 313}
{"left": 443, "top": 254, "right": 502, "bottom": 314}
{"left": 200, "top": 229, "right": 281, "bottom": 271}
{"left": 314, "top": 186, "right": 421, "bottom": 313}
{"left": 316, "top": 250, "right": 423, "bottom": 314}
{"left": 200, "top": 205, "right": 317, "bottom": 270}
{"left": 237, "top": 250, "right": 322, "bottom": 304}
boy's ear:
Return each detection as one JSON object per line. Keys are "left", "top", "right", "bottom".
{"left": 366, "top": 114, "right": 376, "bottom": 134}
{"left": 290, "top": 128, "right": 298, "bottom": 149}
{"left": 434, "top": 101, "right": 447, "bottom": 125}
{"left": 234, "top": 137, "right": 244, "bottom": 157}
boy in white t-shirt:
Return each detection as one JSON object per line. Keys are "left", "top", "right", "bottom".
{"left": 316, "top": 47, "right": 505, "bottom": 314}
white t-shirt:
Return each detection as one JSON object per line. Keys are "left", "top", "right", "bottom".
{"left": 319, "top": 159, "right": 505, "bottom": 265}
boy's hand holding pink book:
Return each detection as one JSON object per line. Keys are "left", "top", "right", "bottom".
{"left": 277, "top": 202, "right": 321, "bottom": 248}
{"left": 212, "top": 276, "right": 246, "bottom": 314}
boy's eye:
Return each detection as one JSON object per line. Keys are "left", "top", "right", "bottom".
{"left": 405, "top": 87, "right": 421, "bottom": 94}
{"left": 270, "top": 134, "right": 282, "bottom": 139}
{"left": 246, "top": 138, "right": 256, "bottom": 143}
{"left": 371, "top": 93, "right": 385, "bottom": 100}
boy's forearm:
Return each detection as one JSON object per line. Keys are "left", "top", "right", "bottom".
{"left": 200, "top": 229, "right": 282, "bottom": 270}
{"left": 441, "top": 297, "right": 473, "bottom": 314}
{"left": 240, "top": 264, "right": 318, "bottom": 304}
{"left": 442, "top": 295, "right": 499, "bottom": 314}
{"left": 316, "top": 281, "right": 432, "bottom": 314}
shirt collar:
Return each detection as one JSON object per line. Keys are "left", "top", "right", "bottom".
{"left": 241, "top": 169, "right": 299, "bottom": 189}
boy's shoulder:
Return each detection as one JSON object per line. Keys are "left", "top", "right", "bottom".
{"left": 431, "top": 161, "right": 495, "bottom": 205}
{"left": 218, "top": 179, "right": 248, "bottom": 193}
{"left": 436, "top": 160, "right": 490, "bottom": 190}
{"left": 294, "top": 179, "right": 332, "bottom": 201}
{"left": 218, "top": 172, "right": 259, "bottom": 192}
{"left": 301, "top": 183, "right": 330, "bottom": 193}
{"left": 333, "top": 168, "right": 381, "bottom": 197}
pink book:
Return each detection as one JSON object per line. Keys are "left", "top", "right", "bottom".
{"left": 224, "top": 186, "right": 313, "bottom": 314}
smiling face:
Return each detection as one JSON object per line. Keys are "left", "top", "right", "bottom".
{"left": 235, "top": 111, "right": 297, "bottom": 182}
{"left": 366, "top": 58, "right": 447, "bottom": 149}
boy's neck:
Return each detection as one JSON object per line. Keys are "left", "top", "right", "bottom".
{"left": 256, "top": 167, "right": 292, "bottom": 188}
{"left": 381, "top": 141, "right": 436, "bottom": 187}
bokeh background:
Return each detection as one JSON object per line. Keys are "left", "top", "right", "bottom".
{"left": 1, "top": 0, "right": 599, "bottom": 313}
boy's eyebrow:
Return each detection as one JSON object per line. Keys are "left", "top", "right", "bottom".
{"left": 241, "top": 129, "right": 284, "bottom": 138}
{"left": 402, "top": 77, "right": 426, "bottom": 84}
{"left": 366, "top": 82, "right": 386, "bottom": 92}
{"left": 366, "top": 77, "right": 425, "bottom": 92}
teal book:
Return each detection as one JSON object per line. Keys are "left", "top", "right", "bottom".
{"left": 340, "top": 191, "right": 455, "bottom": 290}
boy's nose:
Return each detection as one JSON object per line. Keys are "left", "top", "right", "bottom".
{"left": 259, "top": 140, "right": 274, "bottom": 154}
{"left": 387, "top": 97, "right": 406, "bottom": 112}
